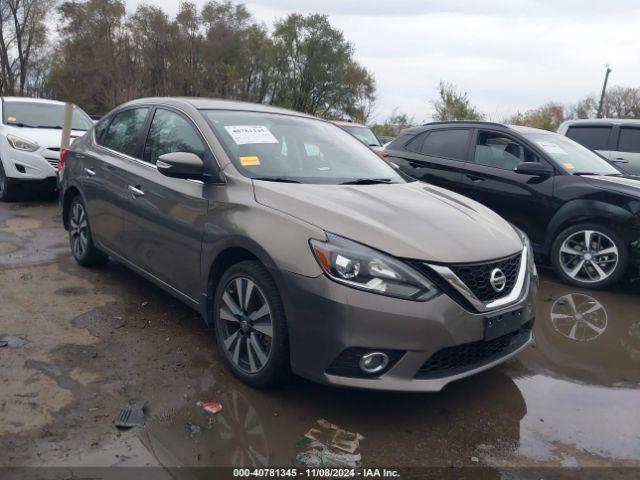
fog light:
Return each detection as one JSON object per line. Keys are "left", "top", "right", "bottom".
{"left": 358, "top": 352, "right": 389, "bottom": 374}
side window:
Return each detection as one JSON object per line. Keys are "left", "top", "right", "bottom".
{"left": 566, "top": 126, "right": 611, "bottom": 150}
{"left": 93, "top": 117, "right": 109, "bottom": 144}
{"left": 618, "top": 127, "right": 640, "bottom": 154}
{"left": 474, "top": 132, "right": 538, "bottom": 170}
{"left": 102, "top": 108, "right": 150, "bottom": 158}
{"left": 143, "top": 109, "right": 207, "bottom": 165}
{"left": 420, "top": 129, "right": 470, "bottom": 161}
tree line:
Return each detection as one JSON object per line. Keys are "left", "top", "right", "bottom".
{"left": 0, "top": 0, "right": 375, "bottom": 120}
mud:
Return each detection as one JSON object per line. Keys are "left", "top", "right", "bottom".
{"left": 0, "top": 200, "right": 638, "bottom": 475}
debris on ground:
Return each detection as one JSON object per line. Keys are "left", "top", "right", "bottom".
{"left": 114, "top": 400, "right": 146, "bottom": 429}
{"left": 197, "top": 401, "right": 223, "bottom": 415}
{"left": 0, "top": 341, "right": 8, "bottom": 348}
{"left": 0, "top": 335, "right": 28, "bottom": 348}
{"left": 296, "top": 419, "right": 364, "bottom": 468}
{"left": 185, "top": 422, "right": 202, "bottom": 436}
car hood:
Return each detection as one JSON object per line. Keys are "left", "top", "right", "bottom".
{"left": 253, "top": 180, "right": 523, "bottom": 263}
{"left": 3, "top": 125, "right": 87, "bottom": 149}
{"left": 583, "top": 175, "right": 640, "bottom": 197}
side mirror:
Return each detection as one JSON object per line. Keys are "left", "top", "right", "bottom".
{"left": 157, "top": 152, "right": 204, "bottom": 180}
{"left": 514, "top": 162, "right": 554, "bottom": 177}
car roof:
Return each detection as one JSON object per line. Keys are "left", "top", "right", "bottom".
{"left": 559, "top": 118, "right": 640, "bottom": 127}
{"left": 1, "top": 96, "right": 67, "bottom": 106}
{"left": 400, "top": 121, "right": 554, "bottom": 137}
{"left": 121, "top": 97, "right": 316, "bottom": 119}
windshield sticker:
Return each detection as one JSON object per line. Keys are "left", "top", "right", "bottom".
{"left": 240, "top": 156, "right": 261, "bottom": 166}
{"left": 537, "top": 140, "right": 568, "bottom": 155}
{"left": 7, "top": 116, "right": 17, "bottom": 123}
{"left": 225, "top": 125, "right": 278, "bottom": 145}
{"left": 563, "top": 162, "right": 575, "bottom": 170}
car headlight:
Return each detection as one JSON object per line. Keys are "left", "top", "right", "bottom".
{"left": 7, "top": 134, "right": 39, "bottom": 152}
{"left": 511, "top": 225, "right": 537, "bottom": 277}
{"left": 310, "top": 233, "right": 440, "bottom": 301}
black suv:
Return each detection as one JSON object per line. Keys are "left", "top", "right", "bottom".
{"left": 385, "top": 121, "right": 640, "bottom": 289}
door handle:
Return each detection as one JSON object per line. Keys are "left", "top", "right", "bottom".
{"left": 84, "top": 168, "right": 96, "bottom": 177}
{"left": 466, "top": 174, "right": 485, "bottom": 182}
{"left": 128, "top": 185, "right": 145, "bottom": 197}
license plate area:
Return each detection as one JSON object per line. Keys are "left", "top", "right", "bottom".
{"left": 484, "top": 309, "right": 524, "bottom": 341}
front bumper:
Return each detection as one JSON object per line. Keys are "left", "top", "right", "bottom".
{"left": 1, "top": 146, "right": 59, "bottom": 180}
{"left": 278, "top": 269, "right": 537, "bottom": 392}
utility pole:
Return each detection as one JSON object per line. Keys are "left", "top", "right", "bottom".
{"left": 597, "top": 65, "right": 612, "bottom": 118}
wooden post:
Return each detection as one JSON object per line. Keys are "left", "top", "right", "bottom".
{"left": 61, "top": 102, "right": 73, "bottom": 149}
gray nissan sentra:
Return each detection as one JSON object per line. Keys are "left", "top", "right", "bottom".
{"left": 59, "top": 97, "right": 538, "bottom": 391}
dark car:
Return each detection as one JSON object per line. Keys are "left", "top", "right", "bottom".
{"left": 385, "top": 121, "right": 640, "bottom": 289}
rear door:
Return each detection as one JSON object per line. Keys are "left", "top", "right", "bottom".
{"left": 461, "top": 129, "right": 556, "bottom": 248}
{"left": 612, "top": 126, "right": 640, "bottom": 176}
{"left": 392, "top": 128, "right": 472, "bottom": 192}
{"left": 122, "top": 107, "right": 211, "bottom": 301}
{"left": 83, "top": 107, "right": 151, "bottom": 254}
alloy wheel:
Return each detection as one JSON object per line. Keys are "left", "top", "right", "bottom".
{"left": 550, "top": 293, "right": 608, "bottom": 342}
{"left": 559, "top": 230, "right": 619, "bottom": 283}
{"left": 69, "top": 202, "right": 89, "bottom": 259}
{"left": 219, "top": 276, "right": 273, "bottom": 374}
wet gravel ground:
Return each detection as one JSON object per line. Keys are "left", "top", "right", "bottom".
{"left": 0, "top": 198, "right": 639, "bottom": 478}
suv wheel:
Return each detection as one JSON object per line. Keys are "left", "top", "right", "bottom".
{"left": 551, "top": 223, "right": 628, "bottom": 289}
{"left": 68, "top": 195, "right": 108, "bottom": 266}
{"left": 213, "top": 260, "right": 290, "bottom": 387}
{"left": 0, "top": 162, "right": 18, "bottom": 202}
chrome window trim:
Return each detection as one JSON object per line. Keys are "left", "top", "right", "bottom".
{"left": 426, "top": 247, "right": 528, "bottom": 313}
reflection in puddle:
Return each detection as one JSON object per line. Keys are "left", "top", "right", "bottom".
{"left": 550, "top": 293, "right": 608, "bottom": 342}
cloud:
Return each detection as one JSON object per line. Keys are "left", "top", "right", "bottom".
{"left": 124, "top": 0, "right": 640, "bottom": 122}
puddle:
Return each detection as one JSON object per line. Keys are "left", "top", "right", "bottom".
{"left": 132, "top": 274, "right": 640, "bottom": 470}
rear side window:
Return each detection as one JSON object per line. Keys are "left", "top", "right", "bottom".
{"left": 419, "top": 129, "right": 470, "bottom": 161}
{"left": 101, "top": 108, "right": 150, "bottom": 158}
{"left": 618, "top": 127, "right": 640, "bottom": 153}
{"left": 565, "top": 126, "right": 611, "bottom": 150}
{"left": 93, "top": 118, "right": 109, "bottom": 144}
{"left": 143, "top": 109, "right": 207, "bottom": 165}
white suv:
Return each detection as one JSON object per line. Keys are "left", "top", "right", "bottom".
{"left": 0, "top": 97, "right": 93, "bottom": 201}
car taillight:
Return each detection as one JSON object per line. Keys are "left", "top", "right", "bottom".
{"left": 57, "top": 148, "right": 69, "bottom": 172}
{"left": 379, "top": 150, "right": 389, "bottom": 158}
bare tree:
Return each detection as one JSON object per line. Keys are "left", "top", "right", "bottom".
{"left": 0, "top": 0, "right": 53, "bottom": 96}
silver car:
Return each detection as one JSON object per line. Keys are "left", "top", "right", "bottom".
{"left": 59, "top": 98, "right": 538, "bottom": 391}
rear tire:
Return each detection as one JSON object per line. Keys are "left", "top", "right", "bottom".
{"left": 551, "top": 223, "right": 628, "bottom": 289}
{"left": 213, "top": 260, "right": 290, "bottom": 388}
{"left": 0, "top": 162, "right": 18, "bottom": 202}
{"left": 67, "top": 195, "right": 108, "bottom": 267}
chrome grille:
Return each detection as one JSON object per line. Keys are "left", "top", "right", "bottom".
{"left": 449, "top": 253, "right": 522, "bottom": 302}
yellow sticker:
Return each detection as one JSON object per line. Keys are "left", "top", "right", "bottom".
{"left": 7, "top": 116, "right": 17, "bottom": 122}
{"left": 240, "top": 156, "right": 261, "bottom": 166}
{"left": 563, "top": 162, "right": 575, "bottom": 170}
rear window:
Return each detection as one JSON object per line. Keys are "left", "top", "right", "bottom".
{"left": 565, "top": 126, "right": 611, "bottom": 150}
{"left": 101, "top": 108, "right": 150, "bottom": 158}
{"left": 419, "top": 129, "right": 470, "bottom": 161}
{"left": 618, "top": 127, "right": 640, "bottom": 154}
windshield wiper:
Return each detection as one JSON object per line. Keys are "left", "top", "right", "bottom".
{"left": 6, "top": 121, "right": 36, "bottom": 128}
{"left": 253, "top": 177, "right": 301, "bottom": 183}
{"left": 341, "top": 178, "right": 393, "bottom": 185}
{"left": 36, "top": 125, "right": 63, "bottom": 129}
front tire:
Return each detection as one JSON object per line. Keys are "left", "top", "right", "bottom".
{"left": 67, "top": 195, "right": 108, "bottom": 267}
{"left": 0, "top": 162, "right": 18, "bottom": 202}
{"left": 213, "top": 261, "right": 290, "bottom": 388}
{"left": 551, "top": 223, "right": 628, "bottom": 289}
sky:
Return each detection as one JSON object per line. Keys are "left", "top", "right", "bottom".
{"left": 124, "top": 0, "right": 640, "bottom": 123}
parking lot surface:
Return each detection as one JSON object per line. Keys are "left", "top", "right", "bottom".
{"left": 1, "top": 199, "right": 639, "bottom": 475}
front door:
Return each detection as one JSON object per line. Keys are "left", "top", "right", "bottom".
{"left": 122, "top": 107, "right": 211, "bottom": 301}
{"left": 461, "top": 129, "right": 556, "bottom": 248}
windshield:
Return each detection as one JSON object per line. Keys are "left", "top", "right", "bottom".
{"left": 522, "top": 132, "right": 621, "bottom": 176}
{"left": 341, "top": 125, "right": 381, "bottom": 147}
{"left": 202, "top": 110, "right": 404, "bottom": 184}
{"left": 2, "top": 101, "right": 93, "bottom": 131}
